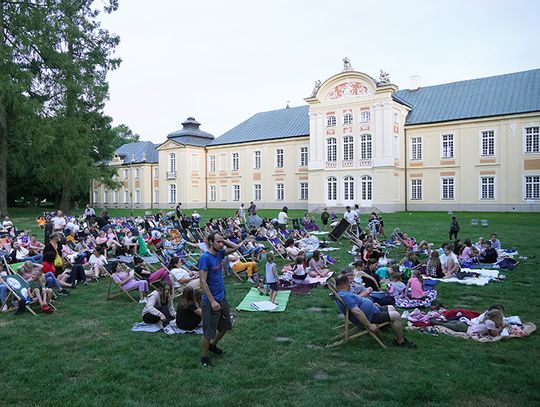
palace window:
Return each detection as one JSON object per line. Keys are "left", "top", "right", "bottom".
{"left": 233, "top": 185, "right": 240, "bottom": 201}
{"left": 480, "top": 177, "right": 495, "bottom": 200}
{"left": 344, "top": 176, "right": 354, "bottom": 200}
{"left": 441, "top": 134, "right": 454, "bottom": 159}
{"left": 360, "top": 111, "right": 371, "bottom": 123}
{"left": 481, "top": 130, "right": 495, "bottom": 156}
{"left": 209, "top": 155, "right": 216, "bottom": 172}
{"left": 411, "top": 179, "right": 422, "bottom": 200}
{"left": 361, "top": 175, "right": 372, "bottom": 201}
{"left": 441, "top": 177, "right": 455, "bottom": 200}
{"left": 232, "top": 153, "right": 239, "bottom": 171}
{"left": 327, "top": 138, "right": 337, "bottom": 162}
{"left": 360, "top": 134, "right": 372, "bottom": 159}
{"left": 525, "top": 127, "right": 539, "bottom": 153}
{"left": 343, "top": 136, "right": 354, "bottom": 161}
{"left": 254, "top": 184, "right": 261, "bottom": 201}
{"left": 327, "top": 177, "right": 337, "bottom": 200}
{"left": 253, "top": 151, "right": 261, "bottom": 169}
{"left": 343, "top": 113, "right": 353, "bottom": 125}
{"left": 276, "top": 149, "right": 284, "bottom": 168}
{"left": 209, "top": 185, "right": 216, "bottom": 201}
{"left": 299, "top": 147, "right": 309, "bottom": 166}
{"left": 411, "top": 137, "right": 422, "bottom": 160}
{"left": 169, "top": 184, "right": 176, "bottom": 204}
{"left": 299, "top": 183, "right": 308, "bottom": 200}
{"left": 524, "top": 175, "right": 540, "bottom": 199}
{"left": 276, "top": 183, "right": 284, "bottom": 200}
{"left": 327, "top": 115, "right": 336, "bottom": 127}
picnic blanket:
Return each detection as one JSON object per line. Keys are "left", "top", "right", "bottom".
{"left": 394, "top": 290, "right": 438, "bottom": 308}
{"left": 237, "top": 287, "right": 291, "bottom": 312}
{"left": 319, "top": 247, "right": 340, "bottom": 252}
{"left": 425, "top": 269, "right": 501, "bottom": 286}
{"left": 409, "top": 322, "right": 536, "bottom": 342}
{"left": 310, "top": 231, "right": 329, "bottom": 235}
{"left": 130, "top": 321, "right": 203, "bottom": 334}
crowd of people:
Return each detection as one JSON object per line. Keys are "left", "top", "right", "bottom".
{"left": 0, "top": 205, "right": 513, "bottom": 365}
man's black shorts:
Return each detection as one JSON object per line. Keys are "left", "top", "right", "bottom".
{"left": 202, "top": 297, "right": 232, "bottom": 340}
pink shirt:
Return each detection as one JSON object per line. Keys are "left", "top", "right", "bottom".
{"left": 409, "top": 277, "right": 425, "bottom": 299}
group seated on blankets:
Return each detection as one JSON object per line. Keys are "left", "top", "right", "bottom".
{"left": 406, "top": 303, "right": 536, "bottom": 342}
{"left": 280, "top": 249, "right": 333, "bottom": 284}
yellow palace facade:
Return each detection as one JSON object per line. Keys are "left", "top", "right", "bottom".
{"left": 92, "top": 62, "right": 540, "bottom": 213}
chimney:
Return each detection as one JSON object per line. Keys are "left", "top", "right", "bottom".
{"left": 409, "top": 75, "right": 421, "bottom": 91}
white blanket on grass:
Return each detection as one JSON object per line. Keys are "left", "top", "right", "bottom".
{"left": 425, "top": 269, "right": 501, "bottom": 286}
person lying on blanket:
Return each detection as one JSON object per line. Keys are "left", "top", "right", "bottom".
{"left": 467, "top": 304, "right": 504, "bottom": 337}
{"left": 335, "top": 274, "right": 416, "bottom": 348}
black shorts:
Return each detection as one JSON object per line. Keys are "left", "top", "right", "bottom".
{"left": 202, "top": 297, "right": 232, "bottom": 340}
{"left": 371, "top": 306, "right": 391, "bottom": 324}
{"left": 268, "top": 282, "right": 278, "bottom": 291}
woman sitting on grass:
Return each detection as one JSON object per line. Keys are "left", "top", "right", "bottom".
{"left": 175, "top": 286, "right": 202, "bottom": 331}
{"left": 307, "top": 250, "right": 330, "bottom": 278}
{"left": 142, "top": 283, "right": 176, "bottom": 326}
{"left": 406, "top": 270, "right": 425, "bottom": 300}
{"left": 110, "top": 262, "right": 148, "bottom": 303}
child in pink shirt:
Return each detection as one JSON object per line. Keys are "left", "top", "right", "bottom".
{"left": 407, "top": 270, "right": 426, "bottom": 299}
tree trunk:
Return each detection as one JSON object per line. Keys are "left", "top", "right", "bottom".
{"left": 0, "top": 1, "right": 9, "bottom": 216}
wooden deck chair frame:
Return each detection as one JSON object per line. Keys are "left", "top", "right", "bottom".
{"left": 102, "top": 264, "right": 139, "bottom": 303}
{"left": 266, "top": 238, "right": 286, "bottom": 259}
{"left": 119, "top": 262, "right": 159, "bottom": 291}
{"left": 326, "top": 281, "right": 387, "bottom": 349}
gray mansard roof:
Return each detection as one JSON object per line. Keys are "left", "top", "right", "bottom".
{"left": 395, "top": 68, "right": 540, "bottom": 125}
{"left": 207, "top": 105, "right": 310, "bottom": 147}
{"left": 115, "top": 141, "right": 159, "bottom": 164}
{"left": 167, "top": 117, "right": 215, "bottom": 147}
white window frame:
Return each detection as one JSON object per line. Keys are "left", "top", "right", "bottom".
{"left": 327, "top": 138, "right": 337, "bottom": 162}
{"left": 480, "top": 176, "right": 496, "bottom": 200}
{"left": 103, "top": 190, "right": 108, "bottom": 204}
{"left": 134, "top": 168, "right": 140, "bottom": 179}
{"left": 524, "top": 175, "right": 540, "bottom": 200}
{"left": 169, "top": 184, "right": 176, "bottom": 204}
{"left": 124, "top": 190, "right": 129, "bottom": 204}
{"left": 253, "top": 151, "right": 261, "bottom": 169}
{"left": 153, "top": 168, "right": 159, "bottom": 178}
{"left": 480, "top": 130, "right": 496, "bottom": 156}
{"left": 123, "top": 169, "right": 128, "bottom": 179}
{"left": 361, "top": 175, "right": 373, "bottom": 201}
{"left": 326, "top": 115, "right": 336, "bottom": 127}
{"left": 360, "top": 111, "right": 371, "bottom": 123}
{"left": 411, "top": 137, "right": 422, "bottom": 160}
{"left": 154, "top": 189, "right": 159, "bottom": 204}
{"left": 360, "top": 134, "right": 372, "bottom": 160}
{"left": 93, "top": 190, "right": 98, "bottom": 203}
{"left": 441, "top": 134, "right": 454, "bottom": 159}
{"left": 276, "top": 149, "right": 284, "bottom": 168}
{"left": 410, "top": 179, "right": 422, "bottom": 200}
{"left": 343, "top": 136, "right": 354, "bottom": 161}
{"left": 113, "top": 191, "right": 118, "bottom": 204}
{"left": 327, "top": 177, "right": 337, "bottom": 201}
{"left": 299, "top": 182, "right": 308, "bottom": 200}
{"left": 233, "top": 185, "right": 240, "bottom": 201}
{"left": 169, "top": 153, "right": 176, "bottom": 173}
{"left": 209, "top": 185, "right": 216, "bottom": 201}
{"left": 524, "top": 126, "right": 540, "bottom": 154}
{"left": 440, "top": 177, "right": 455, "bottom": 200}
{"left": 343, "top": 176, "right": 354, "bottom": 201}
{"left": 254, "top": 184, "right": 261, "bottom": 201}
{"left": 343, "top": 113, "right": 353, "bottom": 125}
{"left": 232, "top": 153, "right": 239, "bottom": 171}
{"left": 276, "top": 183, "right": 284, "bottom": 201}
{"left": 299, "top": 146, "right": 309, "bottom": 167}
{"left": 209, "top": 155, "right": 216, "bottom": 172}
{"left": 135, "top": 190, "right": 140, "bottom": 204}
{"left": 393, "top": 112, "right": 399, "bottom": 124}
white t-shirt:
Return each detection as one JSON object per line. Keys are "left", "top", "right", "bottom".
{"left": 344, "top": 211, "right": 356, "bottom": 225}
{"left": 89, "top": 254, "right": 108, "bottom": 267}
{"left": 52, "top": 216, "right": 66, "bottom": 230}
{"left": 278, "top": 211, "right": 288, "bottom": 225}
{"left": 170, "top": 267, "right": 190, "bottom": 281}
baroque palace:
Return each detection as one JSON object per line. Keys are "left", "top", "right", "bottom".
{"left": 92, "top": 60, "right": 540, "bottom": 212}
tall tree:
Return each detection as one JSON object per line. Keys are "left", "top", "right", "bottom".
{"left": 111, "top": 123, "right": 140, "bottom": 150}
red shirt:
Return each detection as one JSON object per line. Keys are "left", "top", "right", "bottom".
{"left": 42, "top": 261, "right": 56, "bottom": 275}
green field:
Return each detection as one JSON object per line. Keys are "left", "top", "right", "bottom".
{"left": 1, "top": 208, "right": 539, "bottom": 406}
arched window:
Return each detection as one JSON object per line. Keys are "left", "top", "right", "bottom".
{"left": 344, "top": 176, "right": 354, "bottom": 200}
{"left": 169, "top": 153, "right": 176, "bottom": 173}
{"left": 343, "top": 113, "right": 353, "bottom": 125}
{"left": 360, "top": 134, "right": 372, "bottom": 159}
{"left": 326, "top": 115, "right": 336, "bottom": 127}
{"left": 360, "top": 111, "right": 371, "bottom": 123}
{"left": 327, "top": 138, "right": 337, "bottom": 162}
{"left": 169, "top": 184, "right": 177, "bottom": 204}
{"left": 343, "top": 136, "right": 354, "bottom": 161}
{"left": 327, "top": 177, "right": 337, "bottom": 201}
{"left": 361, "top": 175, "right": 372, "bottom": 201}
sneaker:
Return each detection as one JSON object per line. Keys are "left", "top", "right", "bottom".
{"left": 209, "top": 344, "right": 224, "bottom": 355}
{"left": 393, "top": 338, "right": 417, "bottom": 349}
{"left": 2, "top": 304, "right": 8, "bottom": 312}
{"left": 139, "top": 299, "right": 147, "bottom": 304}
{"left": 14, "top": 307, "right": 25, "bottom": 316}
{"left": 200, "top": 356, "right": 212, "bottom": 367}
{"left": 58, "top": 289, "right": 70, "bottom": 296}
{"left": 247, "top": 278, "right": 255, "bottom": 284}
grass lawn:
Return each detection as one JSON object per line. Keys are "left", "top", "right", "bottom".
{"left": 1, "top": 208, "right": 539, "bottom": 406}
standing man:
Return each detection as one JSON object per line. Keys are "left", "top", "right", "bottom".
{"left": 344, "top": 206, "right": 358, "bottom": 237}
{"left": 277, "top": 207, "right": 289, "bottom": 232}
{"left": 198, "top": 232, "right": 240, "bottom": 367}
{"left": 354, "top": 204, "right": 361, "bottom": 229}
{"left": 238, "top": 203, "right": 246, "bottom": 224}
{"left": 175, "top": 203, "right": 183, "bottom": 219}
{"left": 320, "top": 208, "right": 330, "bottom": 230}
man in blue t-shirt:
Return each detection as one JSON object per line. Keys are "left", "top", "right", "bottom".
{"left": 335, "top": 274, "right": 416, "bottom": 348}
{"left": 198, "top": 231, "right": 242, "bottom": 367}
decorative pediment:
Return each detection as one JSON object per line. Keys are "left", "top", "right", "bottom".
{"left": 157, "top": 140, "right": 182, "bottom": 151}
{"left": 325, "top": 81, "right": 370, "bottom": 100}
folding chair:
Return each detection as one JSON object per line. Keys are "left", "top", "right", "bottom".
{"left": 223, "top": 258, "right": 243, "bottom": 281}
{"left": 266, "top": 238, "right": 286, "bottom": 259}
{"left": 481, "top": 219, "right": 489, "bottom": 227}
{"left": 326, "top": 281, "right": 387, "bottom": 349}
{"left": 0, "top": 274, "right": 56, "bottom": 315}
{"left": 470, "top": 219, "right": 479, "bottom": 227}
{"left": 102, "top": 265, "right": 139, "bottom": 303}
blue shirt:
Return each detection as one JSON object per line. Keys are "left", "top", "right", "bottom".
{"left": 338, "top": 290, "right": 379, "bottom": 322}
{"left": 198, "top": 249, "right": 226, "bottom": 301}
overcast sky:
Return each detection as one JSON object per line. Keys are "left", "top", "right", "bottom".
{"left": 100, "top": 0, "right": 540, "bottom": 144}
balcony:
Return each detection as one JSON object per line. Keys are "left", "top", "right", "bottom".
{"left": 341, "top": 160, "right": 354, "bottom": 168}
{"left": 325, "top": 161, "right": 337, "bottom": 169}
{"left": 166, "top": 171, "right": 177, "bottom": 179}
{"left": 358, "top": 159, "right": 372, "bottom": 167}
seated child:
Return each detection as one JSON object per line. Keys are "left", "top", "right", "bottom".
{"left": 406, "top": 270, "right": 426, "bottom": 299}
{"left": 387, "top": 270, "right": 406, "bottom": 299}
{"left": 291, "top": 257, "right": 307, "bottom": 281}
{"left": 28, "top": 269, "right": 54, "bottom": 313}
{"left": 175, "top": 286, "right": 202, "bottom": 331}
{"left": 353, "top": 260, "right": 380, "bottom": 291}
